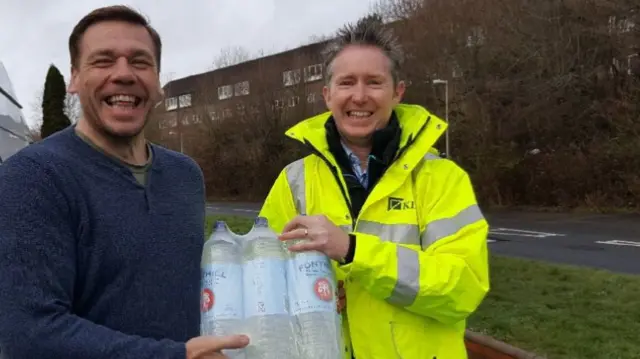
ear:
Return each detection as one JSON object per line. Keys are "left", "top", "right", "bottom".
{"left": 153, "top": 78, "right": 165, "bottom": 106}
{"left": 68, "top": 66, "right": 79, "bottom": 94}
{"left": 322, "top": 85, "right": 330, "bottom": 104}
{"left": 392, "top": 80, "right": 406, "bottom": 105}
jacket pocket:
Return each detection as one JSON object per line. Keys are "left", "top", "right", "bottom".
{"left": 389, "top": 320, "right": 440, "bottom": 359}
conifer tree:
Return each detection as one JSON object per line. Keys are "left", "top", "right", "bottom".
{"left": 40, "top": 64, "right": 71, "bottom": 139}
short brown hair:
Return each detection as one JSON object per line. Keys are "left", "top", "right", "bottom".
{"left": 322, "top": 14, "right": 404, "bottom": 85}
{"left": 68, "top": 5, "right": 162, "bottom": 71}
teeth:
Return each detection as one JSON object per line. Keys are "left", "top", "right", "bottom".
{"left": 349, "top": 111, "right": 372, "bottom": 117}
{"left": 109, "top": 94, "right": 136, "bottom": 103}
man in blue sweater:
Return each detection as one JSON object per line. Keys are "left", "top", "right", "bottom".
{"left": 0, "top": 5, "right": 248, "bottom": 359}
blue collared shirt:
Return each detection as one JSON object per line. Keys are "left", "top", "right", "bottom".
{"left": 341, "top": 142, "right": 369, "bottom": 189}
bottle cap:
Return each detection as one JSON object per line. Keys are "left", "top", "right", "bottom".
{"left": 214, "top": 221, "right": 227, "bottom": 231}
{"left": 254, "top": 216, "right": 268, "bottom": 227}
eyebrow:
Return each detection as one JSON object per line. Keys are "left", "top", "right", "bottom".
{"left": 88, "top": 49, "right": 153, "bottom": 60}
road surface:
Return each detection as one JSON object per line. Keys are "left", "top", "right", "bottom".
{"left": 206, "top": 202, "right": 640, "bottom": 275}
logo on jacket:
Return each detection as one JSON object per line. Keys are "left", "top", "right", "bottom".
{"left": 387, "top": 197, "right": 415, "bottom": 211}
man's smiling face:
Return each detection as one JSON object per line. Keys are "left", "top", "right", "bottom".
{"left": 322, "top": 44, "right": 405, "bottom": 146}
{"left": 69, "top": 20, "right": 161, "bottom": 139}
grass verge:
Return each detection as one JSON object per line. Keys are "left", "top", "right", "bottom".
{"left": 206, "top": 215, "right": 640, "bottom": 359}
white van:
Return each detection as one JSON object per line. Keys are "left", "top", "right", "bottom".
{"left": 0, "top": 61, "right": 31, "bottom": 163}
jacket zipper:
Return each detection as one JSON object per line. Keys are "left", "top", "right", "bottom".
{"left": 303, "top": 139, "right": 356, "bottom": 229}
{"left": 299, "top": 115, "right": 431, "bottom": 230}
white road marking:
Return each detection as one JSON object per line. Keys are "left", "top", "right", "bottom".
{"left": 595, "top": 240, "right": 640, "bottom": 248}
{"left": 489, "top": 227, "right": 565, "bottom": 238}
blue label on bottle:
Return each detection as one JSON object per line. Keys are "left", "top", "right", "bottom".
{"left": 243, "top": 258, "right": 288, "bottom": 318}
{"left": 201, "top": 263, "right": 243, "bottom": 320}
{"left": 286, "top": 252, "right": 336, "bottom": 315}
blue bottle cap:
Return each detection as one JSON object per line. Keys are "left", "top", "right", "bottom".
{"left": 254, "top": 216, "right": 268, "bottom": 227}
{"left": 214, "top": 221, "right": 226, "bottom": 231}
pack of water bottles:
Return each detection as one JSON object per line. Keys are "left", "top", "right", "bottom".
{"left": 200, "top": 217, "right": 344, "bottom": 359}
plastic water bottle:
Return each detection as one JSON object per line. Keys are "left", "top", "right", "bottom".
{"left": 241, "top": 217, "right": 294, "bottom": 359}
{"left": 285, "top": 238, "right": 342, "bottom": 359}
{"left": 201, "top": 221, "right": 245, "bottom": 359}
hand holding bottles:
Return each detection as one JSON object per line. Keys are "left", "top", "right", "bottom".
{"left": 185, "top": 334, "right": 249, "bottom": 359}
{"left": 278, "top": 215, "right": 351, "bottom": 261}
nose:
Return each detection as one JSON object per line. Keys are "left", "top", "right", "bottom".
{"left": 111, "top": 57, "right": 136, "bottom": 85}
{"left": 351, "top": 82, "right": 367, "bottom": 104}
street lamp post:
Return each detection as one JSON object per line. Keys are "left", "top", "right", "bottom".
{"left": 432, "top": 79, "right": 449, "bottom": 158}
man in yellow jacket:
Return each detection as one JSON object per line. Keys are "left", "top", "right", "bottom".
{"left": 259, "top": 15, "right": 490, "bottom": 359}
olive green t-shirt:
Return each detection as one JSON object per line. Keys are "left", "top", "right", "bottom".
{"left": 75, "top": 128, "right": 152, "bottom": 186}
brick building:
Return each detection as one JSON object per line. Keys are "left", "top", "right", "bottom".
{"left": 147, "top": 40, "right": 333, "bottom": 152}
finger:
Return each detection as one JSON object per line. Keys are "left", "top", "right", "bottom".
{"left": 288, "top": 240, "right": 323, "bottom": 253}
{"left": 278, "top": 227, "right": 308, "bottom": 242}
{"left": 201, "top": 335, "right": 250, "bottom": 353}
{"left": 282, "top": 215, "right": 311, "bottom": 233}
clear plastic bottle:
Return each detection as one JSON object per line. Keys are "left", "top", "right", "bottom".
{"left": 241, "top": 216, "right": 294, "bottom": 359}
{"left": 285, "top": 238, "right": 342, "bottom": 359}
{"left": 201, "top": 220, "right": 245, "bottom": 359}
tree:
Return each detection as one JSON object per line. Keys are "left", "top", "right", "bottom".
{"left": 210, "top": 46, "right": 252, "bottom": 70}
{"left": 40, "top": 64, "right": 72, "bottom": 139}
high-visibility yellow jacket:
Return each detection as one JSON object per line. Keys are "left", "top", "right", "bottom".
{"left": 259, "top": 103, "right": 490, "bottom": 359}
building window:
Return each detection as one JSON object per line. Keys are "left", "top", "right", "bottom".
{"left": 609, "top": 16, "right": 635, "bottom": 34}
{"left": 192, "top": 114, "right": 202, "bottom": 124}
{"left": 234, "top": 81, "right": 250, "bottom": 96}
{"left": 273, "top": 99, "right": 285, "bottom": 109}
{"left": 306, "top": 92, "right": 318, "bottom": 103}
{"left": 209, "top": 111, "right": 220, "bottom": 121}
{"left": 159, "top": 117, "right": 177, "bottom": 129}
{"left": 180, "top": 115, "right": 190, "bottom": 126}
{"left": 223, "top": 108, "right": 232, "bottom": 118}
{"left": 288, "top": 96, "right": 299, "bottom": 107}
{"left": 466, "top": 26, "right": 485, "bottom": 47}
{"left": 304, "top": 64, "right": 323, "bottom": 82}
{"left": 165, "top": 97, "right": 177, "bottom": 111}
{"left": 178, "top": 94, "right": 191, "bottom": 108}
{"left": 452, "top": 62, "right": 463, "bottom": 78}
{"left": 218, "top": 85, "right": 233, "bottom": 100}
{"left": 236, "top": 103, "right": 246, "bottom": 115}
{"left": 283, "top": 69, "right": 301, "bottom": 87}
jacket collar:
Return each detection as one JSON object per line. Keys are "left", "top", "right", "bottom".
{"left": 285, "top": 103, "right": 447, "bottom": 167}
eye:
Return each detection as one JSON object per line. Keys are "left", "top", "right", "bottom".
{"left": 131, "top": 59, "right": 152, "bottom": 68}
{"left": 93, "top": 58, "right": 113, "bottom": 66}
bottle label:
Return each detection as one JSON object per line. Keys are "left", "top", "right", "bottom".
{"left": 201, "top": 263, "right": 243, "bottom": 320}
{"left": 243, "top": 258, "right": 288, "bottom": 317}
{"left": 287, "top": 252, "right": 336, "bottom": 315}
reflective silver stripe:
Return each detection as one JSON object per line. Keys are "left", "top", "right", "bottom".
{"left": 424, "top": 152, "right": 441, "bottom": 161}
{"left": 356, "top": 220, "right": 420, "bottom": 245}
{"left": 387, "top": 246, "right": 420, "bottom": 306}
{"left": 285, "top": 159, "right": 306, "bottom": 215}
{"left": 339, "top": 224, "right": 353, "bottom": 232}
{"left": 420, "top": 204, "right": 485, "bottom": 250}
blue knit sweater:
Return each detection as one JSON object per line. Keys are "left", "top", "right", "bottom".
{"left": 0, "top": 126, "right": 206, "bottom": 359}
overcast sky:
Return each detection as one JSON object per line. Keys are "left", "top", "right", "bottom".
{"left": 0, "top": 0, "right": 378, "bottom": 128}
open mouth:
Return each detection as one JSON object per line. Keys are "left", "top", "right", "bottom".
{"left": 347, "top": 111, "right": 373, "bottom": 118}
{"left": 103, "top": 94, "right": 143, "bottom": 108}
